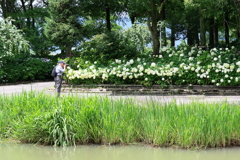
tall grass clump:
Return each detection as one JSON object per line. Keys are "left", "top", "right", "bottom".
{"left": 0, "top": 91, "right": 240, "bottom": 148}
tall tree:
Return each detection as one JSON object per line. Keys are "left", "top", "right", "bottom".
{"left": 184, "top": 0, "right": 228, "bottom": 47}
{"left": 44, "top": 0, "right": 83, "bottom": 56}
{"left": 79, "top": 0, "right": 128, "bottom": 32}
{"left": 128, "top": 0, "right": 167, "bottom": 55}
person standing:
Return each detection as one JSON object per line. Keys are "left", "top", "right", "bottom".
{"left": 54, "top": 61, "right": 66, "bottom": 97}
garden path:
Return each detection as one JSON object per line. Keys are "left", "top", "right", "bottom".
{"left": 0, "top": 82, "right": 239, "bottom": 104}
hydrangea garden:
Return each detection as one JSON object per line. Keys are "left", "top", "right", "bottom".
{"left": 65, "top": 46, "right": 240, "bottom": 86}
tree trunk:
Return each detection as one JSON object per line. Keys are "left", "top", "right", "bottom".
{"left": 195, "top": 29, "right": 200, "bottom": 45}
{"left": 147, "top": 0, "right": 165, "bottom": 56}
{"left": 235, "top": 0, "right": 240, "bottom": 40}
{"left": 209, "top": 18, "right": 214, "bottom": 48}
{"left": 160, "top": 4, "right": 167, "bottom": 47}
{"left": 105, "top": 3, "right": 111, "bottom": 31}
{"left": 129, "top": 13, "right": 136, "bottom": 24}
{"left": 199, "top": 10, "right": 206, "bottom": 46}
{"left": 65, "top": 45, "right": 72, "bottom": 57}
{"left": 30, "top": 0, "right": 35, "bottom": 29}
{"left": 171, "top": 26, "right": 175, "bottom": 47}
{"left": 225, "top": 10, "right": 230, "bottom": 47}
{"left": 187, "top": 29, "right": 193, "bottom": 46}
{"left": 20, "top": 0, "right": 30, "bottom": 28}
{"left": 214, "top": 21, "right": 219, "bottom": 46}
{"left": 148, "top": 16, "right": 160, "bottom": 55}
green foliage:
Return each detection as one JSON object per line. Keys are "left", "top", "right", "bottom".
{"left": 75, "top": 31, "right": 142, "bottom": 65}
{"left": 1, "top": 92, "right": 240, "bottom": 148}
{"left": 122, "top": 23, "right": 152, "bottom": 53}
{"left": 0, "top": 18, "right": 29, "bottom": 56}
{"left": 44, "top": 0, "right": 83, "bottom": 54}
{"left": 0, "top": 55, "right": 55, "bottom": 83}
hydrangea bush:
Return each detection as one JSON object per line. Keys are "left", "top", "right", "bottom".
{"left": 65, "top": 46, "right": 240, "bottom": 86}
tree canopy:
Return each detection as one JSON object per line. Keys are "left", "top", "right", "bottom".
{"left": 1, "top": 0, "right": 240, "bottom": 56}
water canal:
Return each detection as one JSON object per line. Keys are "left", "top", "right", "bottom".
{"left": 1, "top": 143, "right": 240, "bottom": 160}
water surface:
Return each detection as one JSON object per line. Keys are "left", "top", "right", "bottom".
{"left": 1, "top": 143, "right": 240, "bottom": 160}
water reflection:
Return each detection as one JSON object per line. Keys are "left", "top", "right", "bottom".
{"left": 1, "top": 142, "right": 240, "bottom": 160}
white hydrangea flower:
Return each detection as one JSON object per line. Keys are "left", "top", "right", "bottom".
{"left": 180, "top": 63, "right": 185, "bottom": 68}
{"left": 189, "top": 57, "right": 194, "bottom": 61}
{"left": 223, "top": 63, "right": 230, "bottom": 68}
{"left": 129, "top": 59, "right": 134, "bottom": 64}
{"left": 151, "top": 62, "right": 156, "bottom": 67}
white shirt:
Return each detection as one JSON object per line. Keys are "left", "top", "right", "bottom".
{"left": 56, "top": 64, "right": 65, "bottom": 75}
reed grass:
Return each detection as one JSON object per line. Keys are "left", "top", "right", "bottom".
{"left": 0, "top": 91, "right": 240, "bottom": 148}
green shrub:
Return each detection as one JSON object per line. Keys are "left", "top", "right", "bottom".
{"left": 0, "top": 55, "right": 55, "bottom": 83}
{"left": 75, "top": 31, "right": 141, "bottom": 65}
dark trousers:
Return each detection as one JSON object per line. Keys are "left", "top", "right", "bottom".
{"left": 54, "top": 75, "right": 62, "bottom": 96}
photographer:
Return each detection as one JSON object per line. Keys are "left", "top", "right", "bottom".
{"left": 54, "top": 61, "right": 66, "bottom": 97}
